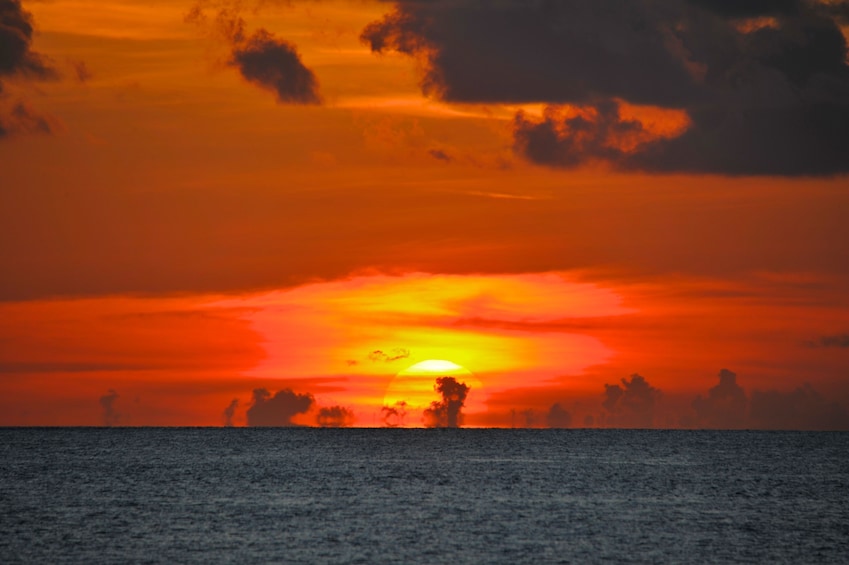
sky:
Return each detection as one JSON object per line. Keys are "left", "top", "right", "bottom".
{"left": 1, "top": 0, "right": 849, "bottom": 428}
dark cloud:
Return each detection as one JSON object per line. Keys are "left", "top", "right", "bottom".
{"left": 750, "top": 384, "right": 849, "bottom": 429}
{"left": 428, "top": 148, "right": 452, "bottom": 162}
{"left": 231, "top": 29, "right": 321, "bottom": 104}
{"left": 364, "top": 0, "right": 849, "bottom": 175}
{"left": 692, "top": 369, "right": 748, "bottom": 428}
{"left": 0, "top": 101, "right": 58, "bottom": 138}
{"left": 602, "top": 374, "right": 660, "bottom": 428}
{"left": 223, "top": 398, "right": 238, "bottom": 427}
{"left": 0, "top": 0, "right": 56, "bottom": 81}
{"left": 316, "top": 405, "right": 355, "bottom": 427}
{"left": 187, "top": 6, "right": 320, "bottom": 104}
{"left": 381, "top": 400, "right": 407, "bottom": 427}
{"left": 422, "top": 376, "right": 469, "bottom": 428}
{"left": 99, "top": 389, "right": 120, "bottom": 427}
{"left": 68, "top": 59, "right": 92, "bottom": 83}
{"left": 0, "top": 2, "right": 59, "bottom": 140}
{"left": 367, "top": 348, "right": 410, "bottom": 362}
{"left": 546, "top": 403, "right": 572, "bottom": 429}
{"left": 246, "top": 388, "right": 314, "bottom": 426}
{"left": 807, "top": 333, "right": 849, "bottom": 348}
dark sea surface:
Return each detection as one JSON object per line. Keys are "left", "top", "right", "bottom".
{"left": 1, "top": 429, "right": 848, "bottom": 564}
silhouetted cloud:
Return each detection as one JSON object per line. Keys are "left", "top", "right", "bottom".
{"left": 68, "top": 59, "right": 92, "bottom": 83}
{"left": 423, "top": 376, "right": 469, "bottom": 428}
{"left": 0, "top": 1, "right": 59, "bottom": 139}
{"left": 807, "top": 333, "right": 849, "bottom": 348}
{"left": 692, "top": 368, "right": 748, "bottom": 428}
{"left": 546, "top": 403, "right": 572, "bottom": 429}
{"left": 750, "top": 384, "right": 849, "bottom": 430}
{"left": 363, "top": 0, "right": 849, "bottom": 175}
{"left": 602, "top": 374, "right": 660, "bottom": 428}
{"left": 246, "top": 387, "right": 314, "bottom": 426}
{"left": 223, "top": 398, "right": 238, "bottom": 427}
{"left": 187, "top": 5, "right": 320, "bottom": 104}
{"left": 0, "top": 0, "right": 56, "bottom": 82}
{"left": 368, "top": 348, "right": 410, "bottom": 362}
{"left": 0, "top": 101, "right": 59, "bottom": 138}
{"left": 428, "top": 149, "right": 452, "bottom": 162}
{"left": 381, "top": 400, "right": 407, "bottom": 427}
{"left": 316, "top": 405, "right": 355, "bottom": 427}
{"left": 99, "top": 389, "right": 120, "bottom": 427}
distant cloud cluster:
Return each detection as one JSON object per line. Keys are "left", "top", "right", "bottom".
{"left": 363, "top": 0, "right": 849, "bottom": 175}
{"left": 591, "top": 368, "right": 849, "bottom": 430}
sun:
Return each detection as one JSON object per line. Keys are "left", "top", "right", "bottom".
{"left": 383, "top": 359, "right": 485, "bottom": 422}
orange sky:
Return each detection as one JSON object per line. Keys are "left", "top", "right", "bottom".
{"left": 2, "top": 0, "right": 848, "bottom": 428}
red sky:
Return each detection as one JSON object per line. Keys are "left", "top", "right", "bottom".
{"left": 2, "top": 0, "right": 848, "bottom": 428}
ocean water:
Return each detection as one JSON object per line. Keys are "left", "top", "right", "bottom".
{"left": 1, "top": 429, "right": 847, "bottom": 564}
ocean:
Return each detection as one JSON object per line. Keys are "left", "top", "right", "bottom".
{"left": 1, "top": 429, "right": 847, "bottom": 563}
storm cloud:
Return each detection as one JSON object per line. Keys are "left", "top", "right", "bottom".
{"left": 363, "top": 0, "right": 849, "bottom": 175}
{"left": 246, "top": 388, "right": 314, "bottom": 426}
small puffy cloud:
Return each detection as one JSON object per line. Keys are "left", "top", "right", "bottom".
{"left": 807, "top": 333, "right": 849, "bottom": 348}
{"left": 381, "top": 401, "right": 407, "bottom": 427}
{"left": 316, "top": 405, "right": 355, "bottom": 427}
{"left": 368, "top": 348, "right": 411, "bottom": 363}
{"left": 187, "top": 5, "right": 320, "bottom": 104}
{"left": 230, "top": 29, "right": 321, "bottom": 104}
{"left": 546, "top": 403, "right": 572, "bottom": 429}
{"left": 602, "top": 373, "right": 660, "bottom": 428}
{"left": 0, "top": 101, "right": 59, "bottom": 138}
{"left": 423, "top": 376, "right": 470, "bottom": 428}
{"left": 223, "top": 398, "right": 238, "bottom": 427}
{"left": 246, "top": 388, "right": 314, "bottom": 426}
{"left": 99, "top": 389, "right": 120, "bottom": 427}
{"left": 692, "top": 368, "right": 748, "bottom": 429}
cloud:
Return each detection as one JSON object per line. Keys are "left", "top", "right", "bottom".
{"left": 223, "top": 398, "right": 238, "bottom": 427}
{"left": 363, "top": 0, "right": 849, "bottom": 175}
{"left": 246, "top": 387, "right": 314, "bottom": 426}
{"left": 187, "top": 5, "right": 320, "bottom": 104}
{"left": 0, "top": 2, "right": 60, "bottom": 140}
{"left": 601, "top": 374, "right": 660, "bottom": 428}
{"left": 99, "top": 389, "right": 120, "bottom": 427}
{"left": 422, "top": 376, "right": 469, "bottom": 428}
{"left": 367, "top": 348, "right": 411, "bottom": 362}
{"left": 0, "top": 0, "right": 56, "bottom": 82}
{"left": 750, "top": 384, "right": 849, "bottom": 429}
{"left": 0, "top": 101, "right": 59, "bottom": 138}
{"left": 546, "top": 403, "right": 572, "bottom": 429}
{"left": 807, "top": 333, "right": 849, "bottom": 348}
{"left": 380, "top": 401, "right": 407, "bottom": 427}
{"left": 692, "top": 369, "right": 748, "bottom": 428}
{"left": 316, "top": 405, "right": 355, "bottom": 427}
{"left": 231, "top": 29, "right": 321, "bottom": 104}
